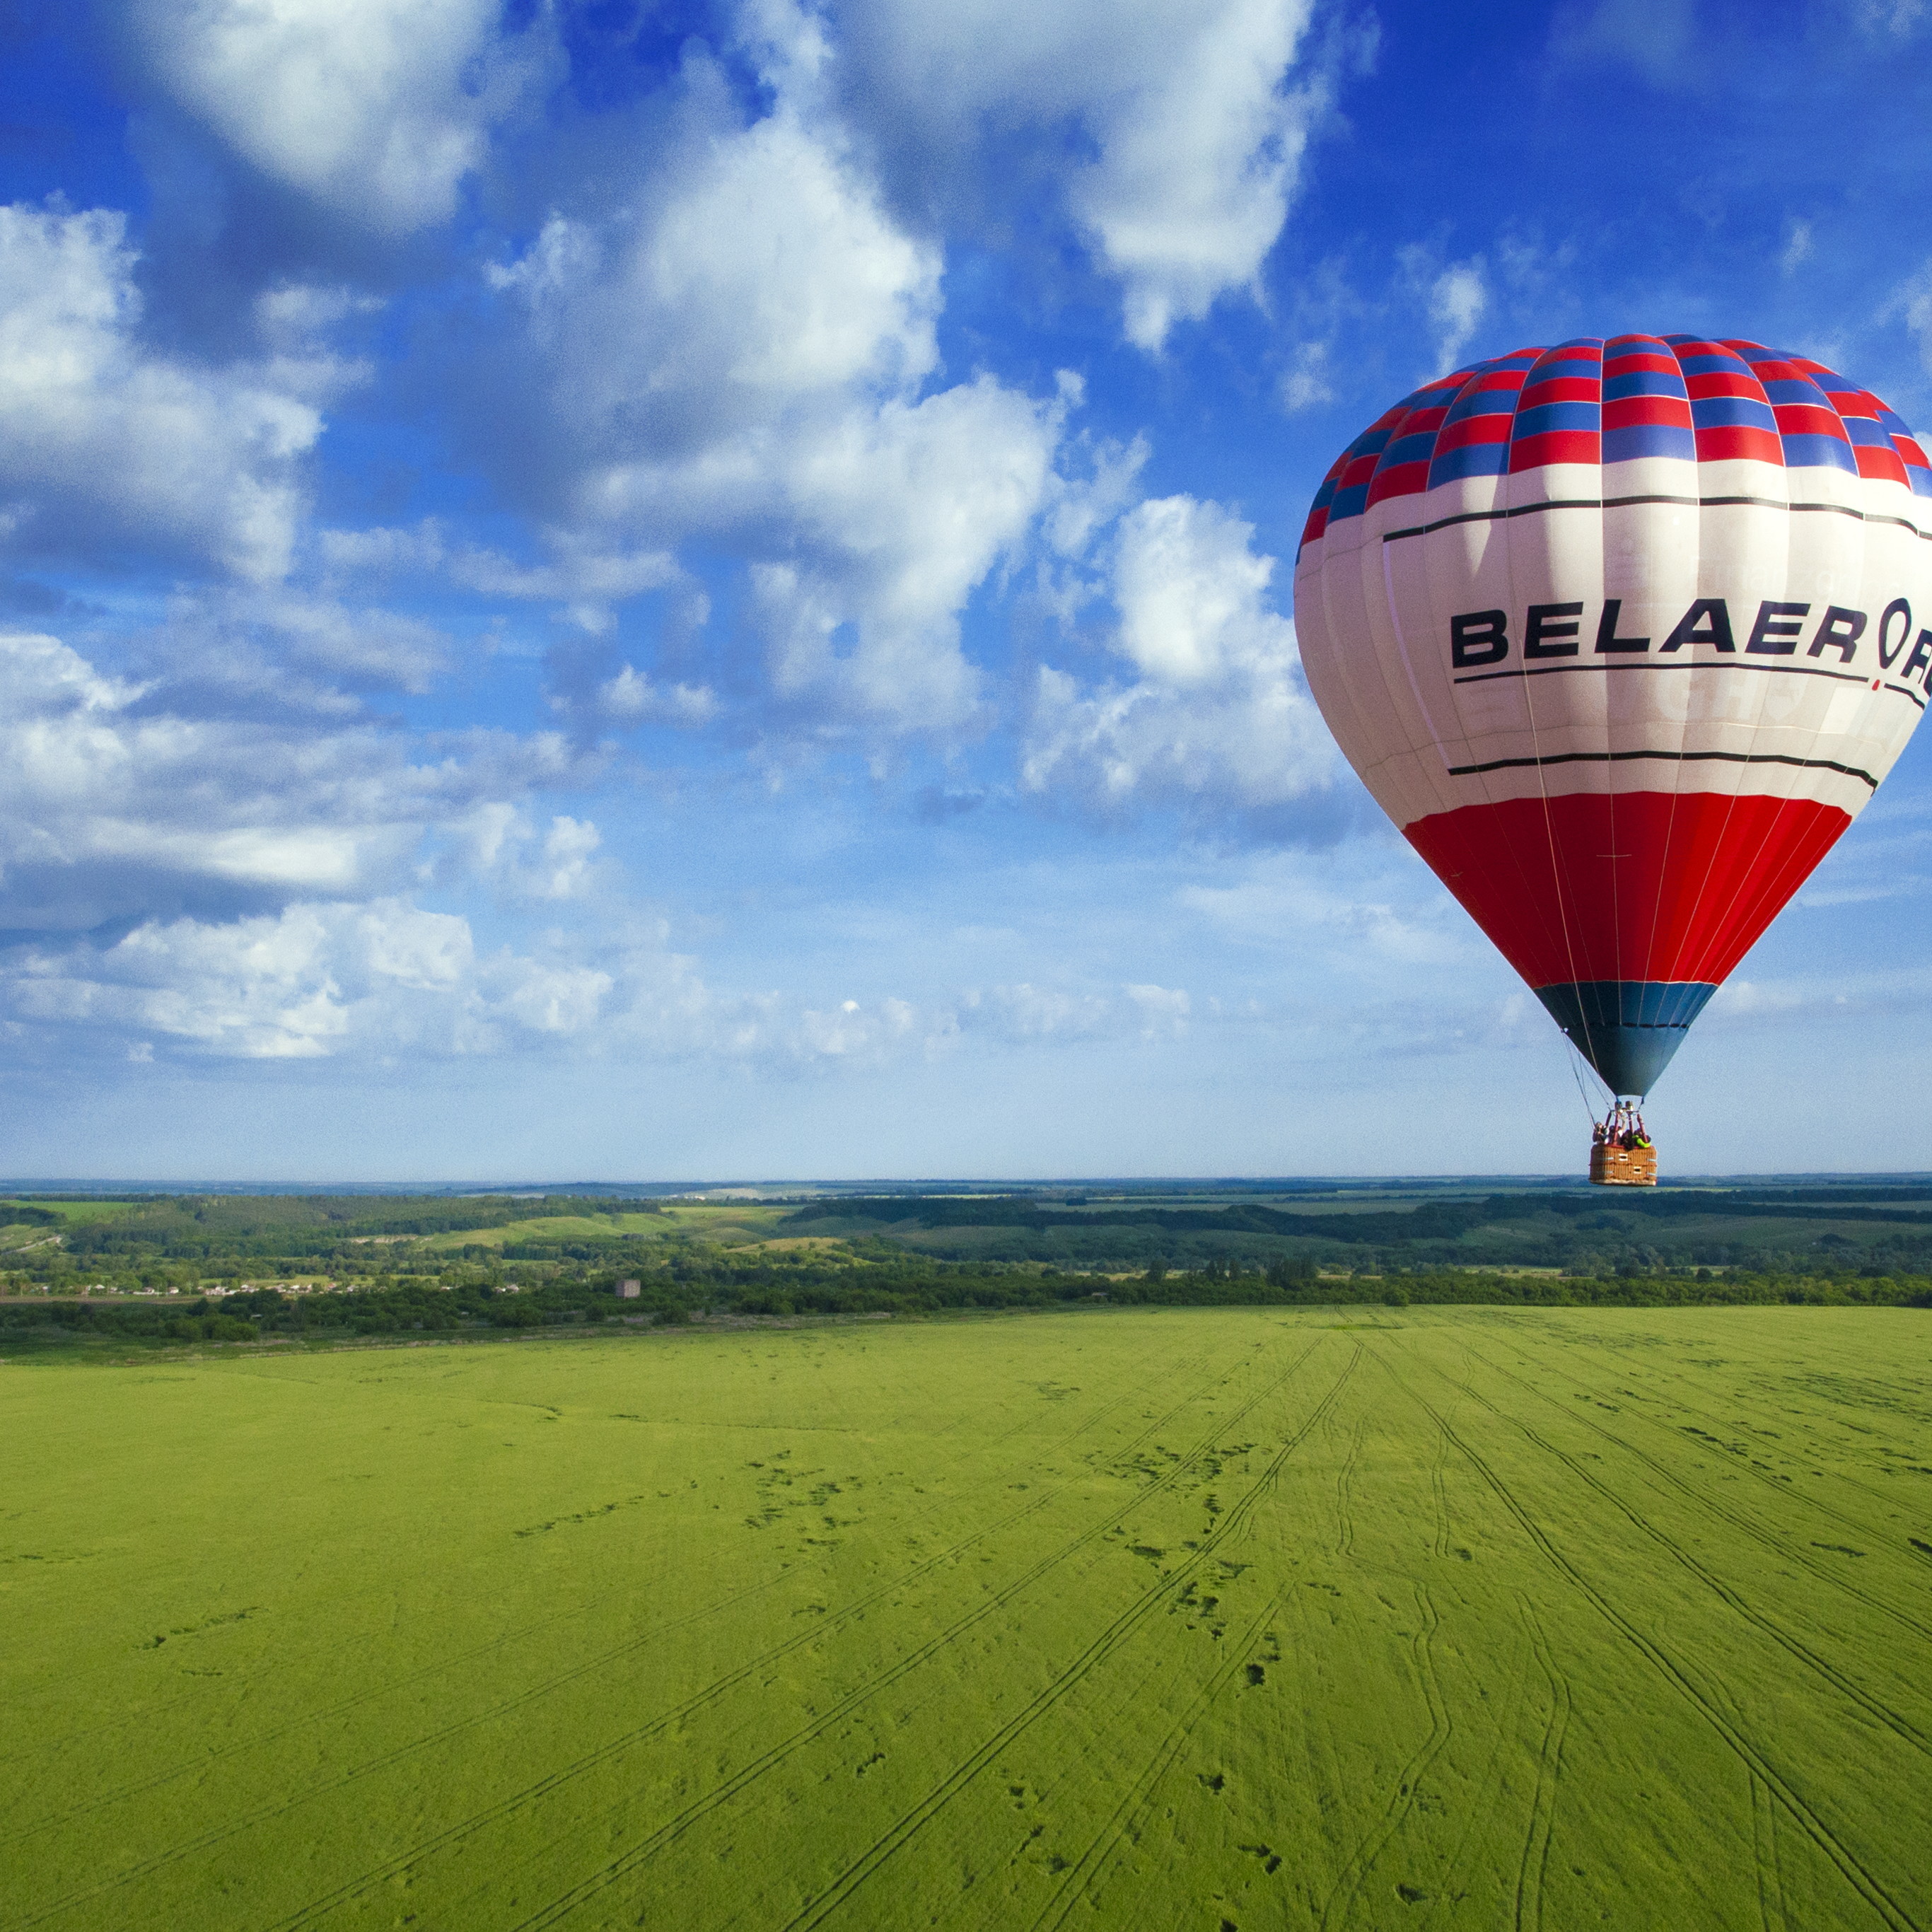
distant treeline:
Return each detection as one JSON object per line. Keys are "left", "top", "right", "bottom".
{"left": 11, "top": 1185, "right": 1932, "bottom": 1301}
{"left": 3, "top": 1257, "right": 1926, "bottom": 1349}
{"left": 4, "top": 1194, "right": 660, "bottom": 1264}
{"left": 787, "top": 1191, "right": 1932, "bottom": 1240}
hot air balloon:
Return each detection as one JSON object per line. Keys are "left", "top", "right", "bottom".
{"left": 1293, "top": 335, "right": 1932, "bottom": 1183}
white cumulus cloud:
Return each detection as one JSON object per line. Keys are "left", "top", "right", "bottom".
{"left": 115, "top": 0, "right": 549, "bottom": 233}
{"left": 478, "top": 36, "right": 1061, "bottom": 740}
{"left": 0, "top": 204, "right": 326, "bottom": 580}
{"left": 833, "top": 0, "right": 1329, "bottom": 349}
{"left": 1022, "top": 495, "right": 1338, "bottom": 819}
{"left": 1426, "top": 259, "right": 1488, "bottom": 376}
{"left": 0, "top": 627, "right": 571, "bottom": 936}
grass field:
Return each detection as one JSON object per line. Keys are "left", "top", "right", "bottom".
{"left": 1, "top": 1309, "right": 1927, "bottom": 1931}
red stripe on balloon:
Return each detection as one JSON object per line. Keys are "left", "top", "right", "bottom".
{"left": 1693, "top": 424, "right": 1783, "bottom": 464}
{"left": 1771, "top": 403, "right": 1851, "bottom": 441}
{"left": 1365, "top": 459, "right": 1431, "bottom": 506}
{"left": 1854, "top": 443, "right": 1910, "bottom": 484}
{"left": 1602, "top": 395, "right": 1692, "bottom": 429}
{"left": 1508, "top": 429, "right": 1600, "bottom": 470}
{"left": 1518, "top": 376, "right": 1601, "bottom": 406}
{"left": 1402, "top": 791, "right": 1851, "bottom": 989}
{"left": 1432, "top": 414, "right": 1514, "bottom": 454}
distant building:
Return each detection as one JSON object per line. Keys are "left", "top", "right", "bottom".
{"left": 617, "top": 1279, "right": 641, "bottom": 1298}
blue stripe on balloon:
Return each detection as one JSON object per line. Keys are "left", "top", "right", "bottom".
{"left": 1909, "top": 468, "right": 1932, "bottom": 498}
{"left": 1779, "top": 433, "right": 1860, "bottom": 473}
{"left": 1327, "top": 483, "right": 1371, "bottom": 522}
{"left": 1689, "top": 395, "right": 1777, "bottom": 430}
{"left": 1443, "top": 388, "right": 1520, "bottom": 422}
{"left": 1512, "top": 401, "right": 1600, "bottom": 436}
{"left": 1427, "top": 443, "right": 1512, "bottom": 484}
{"left": 1380, "top": 429, "right": 1440, "bottom": 466}
{"left": 1604, "top": 370, "right": 1687, "bottom": 400}
{"left": 1841, "top": 416, "right": 1890, "bottom": 446}
{"left": 1760, "top": 377, "right": 1832, "bottom": 405}
{"left": 1676, "top": 352, "right": 1754, "bottom": 376}
{"left": 1602, "top": 423, "right": 1696, "bottom": 462}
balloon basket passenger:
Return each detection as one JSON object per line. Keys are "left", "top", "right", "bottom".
{"left": 1589, "top": 1103, "right": 1656, "bottom": 1187}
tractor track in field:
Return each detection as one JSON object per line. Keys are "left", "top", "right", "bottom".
{"left": 1334, "top": 1413, "right": 1365, "bottom": 1559}
{"left": 1445, "top": 1372, "right": 1932, "bottom": 1763}
{"left": 254, "top": 1342, "right": 1321, "bottom": 1932}
{"left": 0, "top": 1557, "right": 802, "bottom": 1856}
{"left": 984, "top": 1342, "right": 1222, "bottom": 1454}
{"left": 1024, "top": 1595, "right": 1283, "bottom": 1932}
{"left": 1429, "top": 1419, "right": 1453, "bottom": 1559}
{"left": 760, "top": 1348, "right": 1360, "bottom": 1932}
{"left": 1467, "top": 1339, "right": 1932, "bottom": 1644}
{"left": 1412, "top": 1610, "right": 1537, "bottom": 1932}
{"left": 506, "top": 1344, "right": 1361, "bottom": 1932}
{"left": 3, "top": 1346, "right": 1201, "bottom": 1838}
{"left": 1315, "top": 1580, "right": 1452, "bottom": 1932}
{"left": 1549, "top": 1337, "right": 1919, "bottom": 1552}
{"left": 1379, "top": 1352, "right": 1924, "bottom": 1932}
{"left": 9, "top": 1346, "right": 1266, "bottom": 1932}
{"left": 1750, "top": 1773, "right": 1796, "bottom": 1932}
{"left": 1512, "top": 1595, "right": 1571, "bottom": 1932}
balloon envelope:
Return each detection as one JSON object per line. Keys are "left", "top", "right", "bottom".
{"left": 1293, "top": 335, "right": 1932, "bottom": 1095}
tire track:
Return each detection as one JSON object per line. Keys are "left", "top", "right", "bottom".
{"left": 6, "top": 1347, "right": 1185, "bottom": 1842}
{"left": 1415, "top": 1619, "right": 1535, "bottom": 1932}
{"left": 1335, "top": 1414, "right": 1365, "bottom": 1559}
{"left": 255, "top": 1342, "right": 1326, "bottom": 1932}
{"left": 1462, "top": 1338, "right": 1932, "bottom": 1646}
{"left": 1377, "top": 1352, "right": 1922, "bottom": 1932}
{"left": 0, "top": 1558, "right": 798, "bottom": 1855}
{"left": 1446, "top": 1376, "right": 1932, "bottom": 1764}
{"left": 1751, "top": 1774, "right": 1793, "bottom": 1932}
{"left": 1316, "top": 1580, "right": 1451, "bottom": 1932}
{"left": 1429, "top": 1421, "right": 1453, "bottom": 1559}
{"left": 993, "top": 1339, "right": 1221, "bottom": 1456}
{"left": 1513, "top": 1595, "right": 1570, "bottom": 1932}
{"left": 511, "top": 1344, "right": 1361, "bottom": 1932}
{"left": 1024, "top": 1597, "right": 1281, "bottom": 1932}
{"left": 1532, "top": 1333, "right": 1915, "bottom": 1552}
{"left": 11, "top": 1348, "right": 1264, "bottom": 1932}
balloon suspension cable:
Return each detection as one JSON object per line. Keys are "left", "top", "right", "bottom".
{"left": 1565, "top": 1039, "right": 1606, "bottom": 1126}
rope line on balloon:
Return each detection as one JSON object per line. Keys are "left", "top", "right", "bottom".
{"left": 1566, "top": 1037, "right": 1610, "bottom": 1125}
{"left": 1517, "top": 572, "right": 1605, "bottom": 1102}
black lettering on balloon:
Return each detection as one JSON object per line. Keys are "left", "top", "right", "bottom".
{"left": 1450, "top": 610, "right": 1509, "bottom": 668}
{"left": 1877, "top": 598, "right": 1912, "bottom": 669}
{"left": 1594, "top": 600, "right": 1649, "bottom": 653}
{"left": 1745, "top": 600, "right": 1810, "bottom": 655}
{"left": 1660, "top": 598, "right": 1735, "bottom": 653}
{"left": 1524, "top": 602, "right": 1583, "bottom": 659}
{"left": 1808, "top": 606, "right": 1866, "bottom": 663}
{"left": 1906, "top": 629, "right": 1932, "bottom": 688}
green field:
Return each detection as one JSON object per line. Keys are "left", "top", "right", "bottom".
{"left": 2, "top": 1310, "right": 1927, "bottom": 1930}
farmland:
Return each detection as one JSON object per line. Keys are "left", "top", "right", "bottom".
{"left": 2, "top": 1308, "right": 1928, "bottom": 1929}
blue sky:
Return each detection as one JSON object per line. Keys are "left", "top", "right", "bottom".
{"left": 1, "top": 0, "right": 1929, "bottom": 1180}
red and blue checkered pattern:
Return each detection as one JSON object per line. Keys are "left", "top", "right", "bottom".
{"left": 1300, "top": 335, "right": 1932, "bottom": 552}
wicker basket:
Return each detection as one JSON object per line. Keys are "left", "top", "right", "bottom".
{"left": 1590, "top": 1139, "right": 1657, "bottom": 1187}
